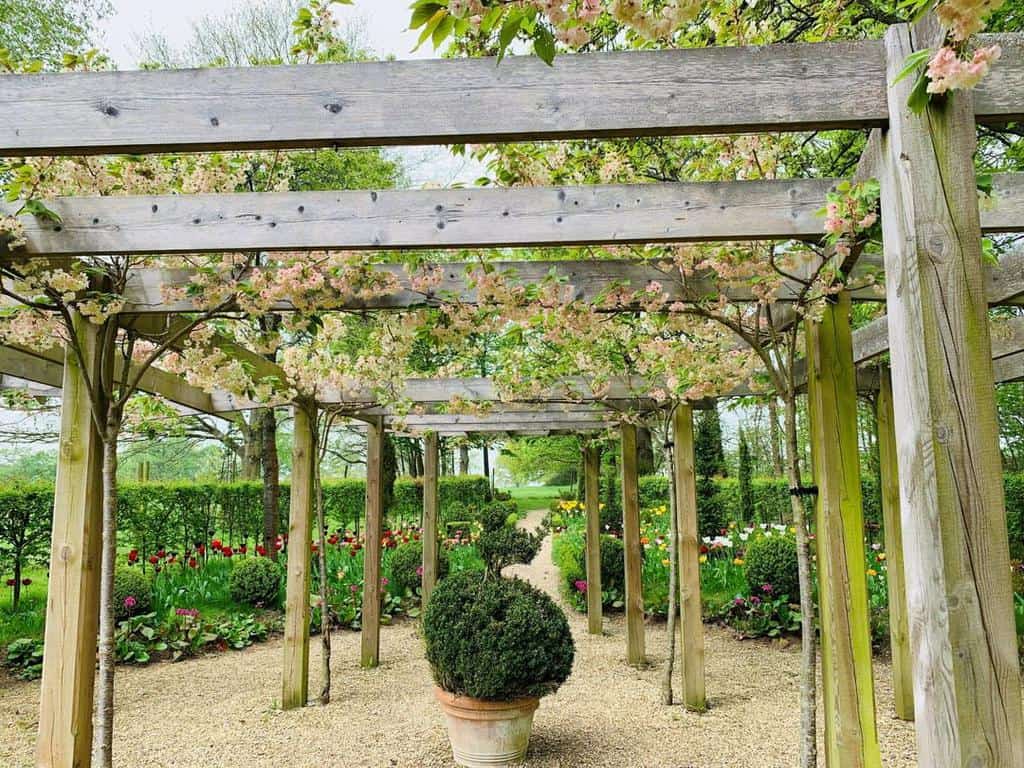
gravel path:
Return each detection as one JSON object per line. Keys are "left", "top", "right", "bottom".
{"left": 1, "top": 507, "right": 919, "bottom": 767}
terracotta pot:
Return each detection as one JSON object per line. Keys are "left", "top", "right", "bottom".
{"left": 434, "top": 687, "right": 540, "bottom": 767}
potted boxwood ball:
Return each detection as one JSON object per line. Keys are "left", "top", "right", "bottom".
{"left": 423, "top": 506, "right": 574, "bottom": 768}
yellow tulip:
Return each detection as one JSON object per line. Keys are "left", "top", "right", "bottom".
{"left": 866, "top": 568, "right": 878, "bottom": 577}
{"left": 699, "top": 555, "right": 708, "bottom": 564}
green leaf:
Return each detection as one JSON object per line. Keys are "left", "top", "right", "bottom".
{"left": 533, "top": 25, "right": 556, "bottom": 66}
{"left": 891, "top": 48, "right": 932, "bottom": 86}
{"left": 413, "top": 9, "right": 447, "bottom": 52}
{"left": 18, "top": 199, "right": 62, "bottom": 224}
{"left": 497, "top": 12, "right": 524, "bottom": 62}
{"left": 906, "top": 71, "right": 931, "bottom": 115}
{"left": 977, "top": 173, "right": 994, "bottom": 196}
{"left": 409, "top": 3, "right": 442, "bottom": 29}
{"left": 432, "top": 14, "right": 455, "bottom": 49}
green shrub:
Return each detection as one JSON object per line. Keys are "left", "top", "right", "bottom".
{"left": 390, "top": 539, "right": 449, "bottom": 595}
{"left": 114, "top": 568, "right": 153, "bottom": 621}
{"left": 599, "top": 504, "right": 622, "bottom": 536}
{"left": 228, "top": 557, "right": 282, "bottom": 608}
{"left": 697, "top": 476, "right": 726, "bottom": 538}
{"left": 476, "top": 502, "right": 541, "bottom": 574}
{"left": 3, "top": 637, "right": 44, "bottom": 679}
{"left": 598, "top": 535, "right": 626, "bottom": 591}
{"left": 423, "top": 571, "right": 574, "bottom": 700}
{"left": 744, "top": 534, "right": 800, "bottom": 601}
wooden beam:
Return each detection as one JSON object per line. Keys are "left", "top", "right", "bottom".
{"left": 35, "top": 311, "right": 107, "bottom": 768}
{"left": 805, "top": 291, "right": 880, "bottom": 768}
{"left": 876, "top": 367, "right": 914, "bottom": 722}
{"left": 879, "top": 22, "right": 1024, "bottom": 766}
{"left": 672, "top": 404, "right": 705, "bottom": 712}
{"left": 0, "top": 179, "right": 841, "bottom": 257}
{"left": 583, "top": 442, "right": 603, "bottom": 636}
{"left": 421, "top": 432, "right": 439, "bottom": 607}
{"left": 360, "top": 416, "right": 384, "bottom": 668}
{"left": 281, "top": 402, "right": 315, "bottom": 710}
{"left": 620, "top": 423, "right": 646, "bottom": 667}
{"left": 994, "top": 349, "right": 1024, "bottom": 383}
{"left": 0, "top": 41, "right": 894, "bottom": 156}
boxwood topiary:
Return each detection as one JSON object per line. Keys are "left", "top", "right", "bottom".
{"left": 423, "top": 570, "right": 574, "bottom": 701}
{"left": 114, "top": 567, "right": 153, "bottom": 621}
{"left": 229, "top": 557, "right": 282, "bottom": 608}
{"left": 390, "top": 539, "right": 449, "bottom": 595}
{"left": 744, "top": 533, "right": 799, "bottom": 601}
{"left": 570, "top": 534, "right": 625, "bottom": 593}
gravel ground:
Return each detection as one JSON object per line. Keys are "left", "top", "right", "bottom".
{"left": 1, "top": 508, "right": 920, "bottom": 768}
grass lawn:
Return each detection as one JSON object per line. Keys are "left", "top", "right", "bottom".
{"left": 506, "top": 485, "right": 573, "bottom": 513}
{"left": 1, "top": 566, "right": 48, "bottom": 648}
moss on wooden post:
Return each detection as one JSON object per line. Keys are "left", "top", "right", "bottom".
{"left": 35, "top": 313, "right": 108, "bottom": 768}
{"left": 361, "top": 416, "right": 385, "bottom": 668}
{"left": 584, "top": 442, "right": 603, "bottom": 635}
{"left": 805, "top": 291, "right": 881, "bottom": 768}
{"left": 876, "top": 367, "right": 914, "bottom": 721}
{"left": 282, "top": 402, "right": 315, "bottom": 710}
{"left": 673, "top": 404, "right": 706, "bottom": 711}
{"left": 621, "top": 423, "right": 646, "bottom": 666}
{"left": 422, "top": 431, "right": 439, "bottom": 607}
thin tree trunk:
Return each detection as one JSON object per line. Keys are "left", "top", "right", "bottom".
{"left": 313, "top": 424, "right": 331, "bottom": 705}
{"left": 12, "top": 557, "right": 21, "bottom": 610}
{"left": 783, "top": 392, "right": 817, "bottom": 768}
{"left": 262, "top": 408, "right": 280, "bottom": 559}
{"left": 459, "top": 444, "right": 470, "bottom": 474}
{"left": 242, "top": 414, "right": 262, "bottom": 481}
{"left": 661, "top": 436, "right": 679, "bottom": 706}
{"left": 93, "top": 412, "right": 120, "bottom": 768}
{"left": 768, "top": 396, "right": 784, "bottom": 476}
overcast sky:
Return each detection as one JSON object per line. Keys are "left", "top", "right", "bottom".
{"left": 96, "top": 0, "right": 482, "bottom": 186}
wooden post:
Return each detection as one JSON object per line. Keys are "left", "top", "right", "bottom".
{"left": 881, "top": 22, "right": 1024, "bottom": 767}
{"left": 583, "top": 442, "right": 603, "bottom": 635}
{"left": 35, "top": 313, "right": 107, "bottom": 768}
{"left": 876, "top": 366, "right": 914, "bottom": 721}
{"left": 805, "top": 291, "right": 880, "bottom": 768}
{"left": 620, "top": 423, "right": 646, "bottom": 666}
{"left": 422, "top": 431, "right": 439, "bottom": 607}
{"left": 672, "top": 404, "right": 706, "bottom": 711}
{"left": 361, "top": 416, "right": 384, "bottom": 668}
{"left": 281, "top": 402, "right": 315, "bottom": 710}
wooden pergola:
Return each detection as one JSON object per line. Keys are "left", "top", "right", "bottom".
{"left": 2, "top": 19, "right": 1024, "bottom": 768}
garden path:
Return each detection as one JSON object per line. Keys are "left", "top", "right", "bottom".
{"left": 0, "top": 505, "right": 920, "bottom": 767}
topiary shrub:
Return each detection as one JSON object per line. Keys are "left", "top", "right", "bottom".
{"left": 744, "top": 534, "right": 799, "bottom": 601}
{"left": 390, "top": 539, "right": 450, "bottom": 596}
{"left": 114, "top": 568, "right": 153, "bottom": 621}
{"left": 696, "top": 476, "right": 726, "bottom": 538}
{"left": 229, "top": 557, "right": 282, "bottom": 608}
{"left": 423, "top": 570, "right": 574, "bottom": 700}
{"left": 598, "top": 535, "right": 626, "bottom": 591}
{"left": 599, "top": 503, "right": 623, "bottom": 536}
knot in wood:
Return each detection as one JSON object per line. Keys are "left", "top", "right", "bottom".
{"left": 324, "top": 102, "right": 343, "bottom": 114}
{"left": 101, "top": 104, "right": 119, "bottom": 117}
{"left": 935, "top": 424, "right": 950, "bottom": 444}
{"left": 59, "top": 544, "right": 72, "bottom": 562}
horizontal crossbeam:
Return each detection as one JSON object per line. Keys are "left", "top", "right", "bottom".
{"left": 1, "top": 35, "right": 1021, "bottom": 157}
{"left": 3, "top": 173, "right": 1021, "bottom": 260}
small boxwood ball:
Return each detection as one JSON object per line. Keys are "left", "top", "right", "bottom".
{"left": 744, "top": 534, "right": 800, "bottom": 601}
{"left": 389, "top": 539, "right": 449, "bottom": 596}
{"left": 229, "top": 556, "right": 282, "bottom": 608}
{"left": 423, "top": 570, "right": 574, "bottom": 701}
{"left": 114, "top": 567, "right": 153, "bottom": 621}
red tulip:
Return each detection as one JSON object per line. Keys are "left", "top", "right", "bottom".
{"left": 5, "top": 578, "right": 15, "bottom": 587}
{"left": 238, "top": 545, "right": 247, "bottom": 554}
{"left": 156, "top": 549, "right": 166, "bottom": 559}
{"left": 128, "top": 549, "right": 139, "bottom": 563}
{"left": 21, "top": 578, "right": 31, "bottom": 586}
{"left": 197, "top": 544, "right": 206, "bottom": 556}
{"left": 256, "top": 545, "right": 267, "bottom": 557}
{"left": 221, "top": 546, "right": 233, "bottom": 558}
{"left": 188, "top": 557, "right": 198, "bottom": 569}
{"left": 211, "top": 539, "right": 222, "bottom": 550}
{"left": 148, "top": 555, "right": 160, "bottom": 565}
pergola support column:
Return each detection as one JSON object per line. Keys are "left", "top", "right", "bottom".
{"left": 35, "top": 313, "right": 108, "bottom": 768}
{"left": 876, "top": 366, "right": 914, "bottom": 721}
{"left": 881, "top": 22, "right": 1024, "bottom": 767}
{"left": 422, "top": 431, "right": 439, "bottom": 606}
{"left": 672, "top": 404, "right": 706, "bottom": 711}
{"left": 805, "top": 291, "right": 880, "bottom": 768}
{"left": 282, "top": 402, "right": 315, "bottom": 710}
{"left": 583, "top": 442, "right": 603, "bottom": 635}
{"left": 620, "top": 423, "right": 646, "bottom": 666}
{"left": 361, "top": 416, "right": 385, "bottom": 668}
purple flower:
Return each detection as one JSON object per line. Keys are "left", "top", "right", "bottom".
{"left": 733, "top": 597, "right": 745, "bottom": 606}
{"left": 175, "top": 608, "right": 199, "bottom": 618}
{"left": 416, "top": 565, "right": 424, "bottom": 577}
{"left": 381, "top": 577, "right": 389, "bottom": 587}
{"left": 761, "top": 583, "right": 774, "bottom": 594}
{"left": 574, "top": 580, "right": 588, "bottom": 594}
{"left": 751, "top": 596, "right": 762, "bottom": 605}
{"left": 123, "top": 595, "right": 137, "bottom": 609}
{"left": 349, "top": 584, "right": 359, "bottom": 593}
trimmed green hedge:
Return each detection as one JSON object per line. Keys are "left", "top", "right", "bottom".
{"left": 0, "top": 476, "right": 490, "bottom": 567}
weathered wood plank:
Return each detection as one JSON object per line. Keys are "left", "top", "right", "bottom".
{"left": 360, "top": 416, "right": 384, "bottom": 668}
{"left": 0, "top": 179, "right": 840, "bottom": 256}
{"left": 993, "top": 349, "right": 1024, "bottom": 383}
{"left": 672, "top": 405, "right": 705, "bottom": 712}
{"left": 34, "top": 312, "right": 106, "bottom": 768}
{"left": 805, "top": 291, "right": 881, "bottom": 768}
{"left": 0, "top": 42, "right": 892, "bottom": 156}
{"left": 880, "top": 22, "right": 1024, "bottom": 767}
{"left": 620, "top": 423, "right": 646, "bottom": 667}
{"left": 421, "top": 432, "right": 439, "bottom": 607}
{"left": 583, "top": 442, "right": 603, "bottom": 636}
{"left": 281, "top": 402, "right": 314, "bottom": 710}
{"left": 876, "top": 367, "right": 914, "bottom": 721}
